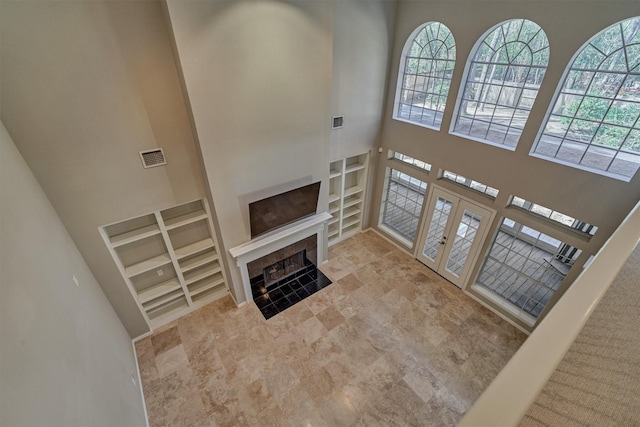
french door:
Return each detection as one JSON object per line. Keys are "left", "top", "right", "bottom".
{"left": 416, "top": 186, "right": 494, "bottom": 288}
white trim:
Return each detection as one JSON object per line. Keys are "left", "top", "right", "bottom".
{"left": 229, "top": 212, "right": 331, "bottom": 302}
{"left": 459, "top": 201, "right": 640, "bottom": 427}
{"left": 131, "top": 340, "right": 150, "bottom": 427}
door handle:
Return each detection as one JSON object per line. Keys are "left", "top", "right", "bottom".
{"left": 440, "top": 236, "right": 447, "bottom": 245}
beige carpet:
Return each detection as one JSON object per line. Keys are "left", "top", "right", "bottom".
{"left": 521, "top": 243, "right": 640, "bottom": 426}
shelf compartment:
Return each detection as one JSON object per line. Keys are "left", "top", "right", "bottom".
{"left": 343, "top": 206, "right": 362, "bottom": 219}
{"left": 342, "top": 222, "right": 360, "bottom": 237}
{"left": 330, "top": 169, "right": 341, "bottom": 179}
{"left": 329, "top": 216, "right": 340, "bottom": 226}
{"left": 105, "top": 214, "right": 160, "bottom": 247}
{"left": 188, "top": 273, "right": 225, "bottom": 297}
{"left": 110, "top": 224, "right": 161, "bottom": 247}
{"left": 342, "top": 217, "right": 361, "bottom": 230}
{"left": 142, "top": 289, "right": 184, "bottom": 311}
{"left": 146, "top": 296, "right": 189, "bottom": 324}
{"left": 345, "top": 163, "right": 366, "bottom": 174}
{"left": 164, "top": 210, "right": 208, "bottom": 230}
{"left": 343, "top": 194, "right": 363, "bottom": 209}
{"left": 125, "top": 253, "right": 172, "bottom": 278}
{"left": 191, "top": 284, "right": 227, "bottom": 303}
{"left": 329, "top": 193, "right": 340, "bottom": 203}
{"left": 183, "top": 261, "right": 222, "bottom": 285}
{"left": 138, "top": 278, "right": 182, "bottom": 304}
{"left": 344, "top": 185, "right": 363, "bottom": 197}
{"left": 174, "top": 238, "right": 215, "bottom": 260}
{"left": 329, "top": 203, "right": 340, "bottom": 214}
{"left": 179, "top": 249, "right": 219, "bottom": 273}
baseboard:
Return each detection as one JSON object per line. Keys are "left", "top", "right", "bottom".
{"left": 132, "top": 330, "right": 153, "bottom": 343}
{"left": 369, "top": 227, "right": 415, "bottom": 257}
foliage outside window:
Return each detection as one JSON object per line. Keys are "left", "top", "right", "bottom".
{"left": 452, "top": 19, "right": 549, "bottom": 148}
{"left": 394, "top": 22, "right": 456, "bottom": 130}
{"left": 532, "top": 17, "right": 640, "bottom": 180}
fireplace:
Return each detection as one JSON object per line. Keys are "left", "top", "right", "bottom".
{"left": 263, "top": 249, "right": 306, "bottom": 287}
{"left": 229, "top": 212, "right": 333, "bottom": 319}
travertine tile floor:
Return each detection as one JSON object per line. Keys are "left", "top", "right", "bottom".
{"left": 135, "top": 231, "right": 527, "bottom": 426}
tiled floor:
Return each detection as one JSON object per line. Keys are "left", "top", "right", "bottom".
{"left": 251, "top": 261, "right": 333, "bottom": 319}
{"left": 135, "top": 231, "right": 527, "bottom": 427}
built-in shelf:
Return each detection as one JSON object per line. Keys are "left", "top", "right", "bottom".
{"left": 180, "top": 250, "right": 218, "bottom": 273}
{"left": 188, "top": 274, "right": 225, "bottom": 297}
{"left": 328, "top": 153, "right": 369, "bottom": 246}
{"left": 138, "top": 278, "right": 182, "bottom": 304}
{"left": 100, "top": 198, "right": 229, "bottom": 330}
{"left": 183, "top": 261, "right": 222, "bottom": 285}
{"left": 344, "top": 185, "right": 363, "bottom": 197}
{"left": 110, "top": 224, "right": 161, "bottom": 247}
{"left": 125, "top": 254, "right": 172, "bottom": 278}
{"left": 343, "top": 206, "right": 361, "bottom": 219}
{"left": 174, "top": 238, "right": 215, "bottom": 259}
{"left": 345, "top": 163, "right": 366, "bottom": 174}
{"left": 164, "top": 210, "right": 208, "bottom": 230}
{"left": 142, "top": 289, "right": 184, "bottom": 311}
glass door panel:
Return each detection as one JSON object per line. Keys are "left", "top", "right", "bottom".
{"left": 417, "top": 187, "right": 494, "bottom": 288}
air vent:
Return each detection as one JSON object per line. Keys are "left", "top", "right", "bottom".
{"left": 139, "top": 149, "right": 166, "bottom": 168}
{"left": 332, "top": 116, "right": 344, "bottom": 129}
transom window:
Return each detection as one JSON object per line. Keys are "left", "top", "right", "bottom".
{"left": 441, "top": 169, "right": 499, "bottom": 198}
{"left": 531, "top": 17, "right": 640, "bottom": 181}
{"left": 394, "top": 22, "right": 456, "bottom": 130}
{"left": 509, "top": 196, "right": 598, "bottom": 236}
{"left": 452, "top": 19, "right": 549, "bottom": 148}
{"left": 390, "top": 150, "right": 432, "bottom": 172}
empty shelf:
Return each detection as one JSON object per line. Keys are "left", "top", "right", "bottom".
{"left": 345, "top": 163, "right": 366, "bottom": 174}
{"left": 110, "top": 224, "right": 161, "bottom": 247}
{"left": 174, "top": 238, "right": 215, "bottom": 259}
{"left": 125, "top": 254, "right": 172, "bottom": 278}
{"left": 344, "top": 186, "right": 363, "bottom": 197}
{"left": 180, "top": 250, "right": 219, "bottom": 273}
{"left": 138, "top": 278, "right": 182, "bottom": 304}
{"left": 164, "top": 210, "right": 208, "bottom": 230}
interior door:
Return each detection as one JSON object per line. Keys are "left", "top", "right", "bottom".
{"left": 416, "top": 187, "right": 494, "bottom": 288}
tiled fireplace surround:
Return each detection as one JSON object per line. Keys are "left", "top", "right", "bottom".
{"left": 247, "top": 235, "right": 317, "bottom": 283}
{"left": 229, "top": 212, "right": 332, "bottom": 312}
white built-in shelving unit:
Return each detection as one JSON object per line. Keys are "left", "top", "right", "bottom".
{"left": 328, "top": 152, "right": 369, "bottom": 246}
{"left": 100, "top": 198, "right": 229, "bottom": 329}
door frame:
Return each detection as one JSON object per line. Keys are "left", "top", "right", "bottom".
{"left": 414, "top": 185, "right": 496, "bottom": 290}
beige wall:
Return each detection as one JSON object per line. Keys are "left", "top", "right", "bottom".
{"left": 371, "top": 1, "right": 640, "bottom": 328}
{"left": 0, "top": 121, "right": 147, "bottom": 426}
{"left": 166, "top": 0, "right": 396, "bottom": 302}
{"left": 1, "top": 0, "right": 208, "bottom": 336}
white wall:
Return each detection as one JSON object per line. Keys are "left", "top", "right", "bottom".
{"left": 0, "top": 121, "right": 147, "bottom": 426}
{"left": 0, "top": 0, "right": 208, "bottom": 337}
{"left": 330, "top": 0, "right": 396, "bottom": 162}
{"left": 166, "top": 0, "right": 334, "bottom": 302}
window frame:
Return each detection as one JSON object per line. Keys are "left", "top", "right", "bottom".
{"left": 529, "top": 17, "right": 640, "bottom": 182}
{"left": 450, "top": 19, "right": 550, "bottom": 150}
{"left": 392, "top": 21, "right": 457, "bottom": 131}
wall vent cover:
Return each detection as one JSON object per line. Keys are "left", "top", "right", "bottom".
{"left": 332, "top": 116, "right": 344, "bottom": 129}
{"left": 139, "top": 148, "right": 167, "bottom": 168}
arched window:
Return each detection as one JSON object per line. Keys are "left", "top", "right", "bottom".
{"left": 452, "top": 19, "right": 549, "bottom": 148}
{"left": 393, "top": 22, "right": 456, "bottom": 130}
{"left": 531, "top": 17, "right": 640, "bottom": 181}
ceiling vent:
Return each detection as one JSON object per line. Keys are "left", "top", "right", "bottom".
{"left": 139, "top": 148, "right": 167, "bottom": 168}
{"left": 332, "top": 116, "right": 344, "bottom": 129}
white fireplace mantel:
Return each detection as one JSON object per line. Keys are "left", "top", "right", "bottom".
{"left": 229, "top": 212, "right": 332, "bottom": 302}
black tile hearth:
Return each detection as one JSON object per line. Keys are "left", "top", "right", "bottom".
{"left": 252, "top": 265, "right": 332, "bottom": 320}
